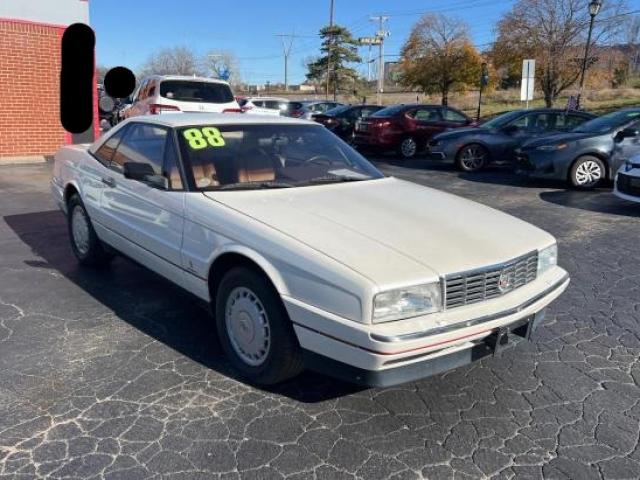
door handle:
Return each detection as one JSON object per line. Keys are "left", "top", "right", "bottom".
{"left": 101, "top": 177, "right": 116, "bottom": 188}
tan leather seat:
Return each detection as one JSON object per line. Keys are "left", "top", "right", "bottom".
{"left": 191, "top": 163, "right": 219, "bottom": 189}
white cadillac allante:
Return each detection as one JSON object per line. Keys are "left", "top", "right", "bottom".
{"left": 51, "top": 114, "right": 569, "bottom": 387}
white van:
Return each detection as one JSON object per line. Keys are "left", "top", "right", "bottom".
{"left": 124, "top": 75, "right": 240, "bottom": 118}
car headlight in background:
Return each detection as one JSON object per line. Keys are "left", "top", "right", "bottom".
{"left": 536, "top": 144, "right": 567, "bottom": 151}
{"left": 537, "top": 243, "right": 558, "bottom": 275}
{"left": 373, "top": 283, "right": 442, "bottom": 323}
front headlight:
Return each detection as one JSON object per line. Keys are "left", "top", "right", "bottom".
{"left": 373, "top": 282, "right": 442, "bottom": 323}
{"left": 536, "top": 144, "right": 567, "bottom": 151}
{"left": 537, "top": 244, "right": 558, "bottom": 275}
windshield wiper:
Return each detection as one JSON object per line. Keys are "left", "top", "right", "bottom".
{"left": 299, "top": 175, "right": 367, "bottom": 186}
{"left": 215, "top": 181, "right": 294, "bottom": 191}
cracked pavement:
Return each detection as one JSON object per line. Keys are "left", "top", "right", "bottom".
{"left": 1, "top": 160, "right": 639, "bottom": 479}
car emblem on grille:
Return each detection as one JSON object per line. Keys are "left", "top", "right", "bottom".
{"left": 498, "top": 271, "right": 514, "bottom": 292}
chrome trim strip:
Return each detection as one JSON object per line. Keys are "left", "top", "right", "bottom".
{"left": 370, "top": 274, "right": 569, "bottom": 343}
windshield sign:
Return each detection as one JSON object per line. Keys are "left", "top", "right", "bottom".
{"left": 177, "top": 124, "right": 384, "bottom": 190}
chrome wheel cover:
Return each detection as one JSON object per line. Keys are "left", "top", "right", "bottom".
{"left": 71, "top": 207, "right": 90, "bottom": 256}
{"left": 460, "top": 145, "right": 486, "bottom": 170}
{"left": 575, "top": 160, "right": 602, "bottom": 186}
{"left": 401, "top": 138, "right": 417, "bottom": 157}
{"left": 225, "top": 287, "right": 271, "bottom": 366}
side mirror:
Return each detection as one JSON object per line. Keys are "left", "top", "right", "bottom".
{"left": 615, "top": 127, "right": 640, "bottom": 143}
{"left": 123, "top": 162, "right": 168, "bottom": 189}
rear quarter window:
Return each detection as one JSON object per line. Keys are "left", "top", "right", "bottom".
{"left": 160, "top": 80, "right": 234, "bottom": 103}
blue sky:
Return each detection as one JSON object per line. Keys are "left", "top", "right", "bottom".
{"left": 90, "top": 0, "right": 514, "bottom": 85}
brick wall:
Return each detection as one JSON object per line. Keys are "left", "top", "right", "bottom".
{"left": 0, "top": 19, "right": 67, "bottom": 158}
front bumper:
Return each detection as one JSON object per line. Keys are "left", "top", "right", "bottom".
{"left": 284, "top": 267, "right": 569, "bottom": 387}
{"left": 514, "top": 150, "right": 567, "bottom": 179}
{"left": 50, "top": 179, "right": 67, "bottom": 214}
{"left": 614, "top": 171, "right": 640, "bottom": 202}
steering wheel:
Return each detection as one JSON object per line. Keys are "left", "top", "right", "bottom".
{"left": 304, "top": 154, "right": 333, "bottom": 165}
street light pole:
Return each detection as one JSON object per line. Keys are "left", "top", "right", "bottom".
{"left": 576, "top": 0, "right": 602, "bottom": 110}
{"left": 326, "top": 0, "right": 334, "bottom": 100}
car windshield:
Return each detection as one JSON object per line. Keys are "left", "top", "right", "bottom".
{"left": 372, "top": 104, "right": 407, "bottom": 117}
{"left": 177, "top": 124, "right": 384, "bottom": 191}
{"left": 572, "top": 110, "right": 640, "bottom": 134}
{"left": 324, "top": 105, "right": 351, "bottom": 116}
{"left": 481, "top": 110, "right": 524, "bottom": 128}
{"left": 159, "top": 80, "right": 234, "bottom": 103}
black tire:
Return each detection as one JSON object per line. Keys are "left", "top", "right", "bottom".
{"left": 456, "top": 144, "right": 489, "bottom": 172}
{"left": 569, "top": 155, "right": 606, "bottom": 189}
{"left": 397, "top": 136, "right": 419, "bottom": 159}
{"left": 215, "top": 267, "right": 303, "bottom": 385}
{"left": 67, "top": 194, "right": 113, "bottom": 267}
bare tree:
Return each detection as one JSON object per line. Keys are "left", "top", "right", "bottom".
{"left": 623, "top": 15, "right": 640, "bottom": 72}
{"left": 491, "top": 0, "right": 626, "bottom": 106}
{"left": 201, "top": 50, "right": 242, "bottom": 85}
{"left": 139, "top": 46, "right": 203, "bottom": 77}
{"left": 399, "top": 14, "right": 483, "bottom": 105}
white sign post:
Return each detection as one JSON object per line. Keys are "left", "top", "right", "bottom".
{"left": 520, "top": 59, "right": 535, "bottom": 108}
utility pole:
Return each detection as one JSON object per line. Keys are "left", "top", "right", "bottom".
{"left": 370, "top": 15, "right": 389, "bottom": 105}
{"left": 275, "top": 33, "right": 296, "bottom": 91}
{"left": 367, "top": 44, "right": 372, "bottom": 81}
{"left": 326, "top": 0, "right": 334, "bottom": 100}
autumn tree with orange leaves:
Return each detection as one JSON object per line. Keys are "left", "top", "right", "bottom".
{"left": 399, "top": 13, "right": 484, "bottom": 106}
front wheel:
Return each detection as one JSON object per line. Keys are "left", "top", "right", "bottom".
{"left": 456, "top": 144, "right": 489, "bottom": 172}
{"left": 570, "top": 156, "right": 605, "bottom": 189}
{"left": 397, "top": 136, "right": 419, "bottom": 159}
{"left": 67, "top": 194, "right": 113, "bottom": 267}
{"left": 215, "top": 267, "right": 303, "bottom": 385}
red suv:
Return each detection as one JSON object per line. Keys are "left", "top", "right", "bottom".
{"left": 353, "top": 104, "right": 473, "bottom": 159}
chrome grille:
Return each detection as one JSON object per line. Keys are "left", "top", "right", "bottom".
{"left": 444, "top": 251, "right": 538, "bottom": 309}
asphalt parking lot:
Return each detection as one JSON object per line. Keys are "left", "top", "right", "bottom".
{"left": 1, "top": 158, "right": 640, "bottom": 480}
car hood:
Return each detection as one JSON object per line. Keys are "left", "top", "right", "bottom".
{"left": 203, "top": 177, "right": 553, "bottom": 286}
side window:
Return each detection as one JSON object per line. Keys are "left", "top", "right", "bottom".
{"left": 563, "top": 114, "right": 590, "bottom": 130}
{"left": 413, "top": 108, "right": 441, "bottom": 122}
{"left": 360, "top": 107, "right": 377, "bottom": 118}
{"left": 532, "top": 113, "right": 554, "bottom": 131}
{"left": 511, "top": 113, "right": 537, "bottom": 130}
{"left": 94, "top": 127, "right": 127, "bottom": 166}
{"left": 111, "top": 124, "right": 168, "bottom": 174}
{"left": 164, "top": 135, "right": 184, "bottom": 191}
{"left": 442, "top": 108, "right": 467, "bottom": 123}
{"left": 147, "top": 80, "right": 156, "bottom": 98}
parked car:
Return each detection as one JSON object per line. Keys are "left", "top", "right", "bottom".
{"left": 123, "top": 75, "right": 240, "bottom": 119}
{"left": 614, "top": 153, "right": 640, "bottom": 203}
{"left": 51, "top": 113, "right": 568, "bottom": 387}
{"left": 286, "top": 100, "right": 344, "bottom": 119}
{"left": 313, "top": 104, "right": 383, "bottom": 141}
{"left": 238, "top": 96, "right": 289, "bottom": 116}
{"left": 610, "top": 123, "right": 640, "bottom": 173}
{"left": 515, "top": 108, "right": 640, "bottom": 189}
{"left": 429, "top": 109, "right": 595, "bottom": 172}
{"left": 353, "top": 104, "right": 474, "bottom": 159}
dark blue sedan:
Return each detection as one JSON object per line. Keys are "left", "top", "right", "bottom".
{"left": 428, "top": 109, "right": 595, "bottom": 172}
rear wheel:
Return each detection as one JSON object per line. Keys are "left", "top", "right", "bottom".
{"left": 67, "top": 194, "right": 113, "bottom": 267}
{"left": 215, "top": 267, "right": 303, "bottom": 385}
{"left": 456, "top": 144, "right": 488, "bottom": 172}
{"left": 570, "top": 155, "right": 605, "bottom": 189}
{"left": 397, "top": 136, "right": 419, "bottom": 159}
